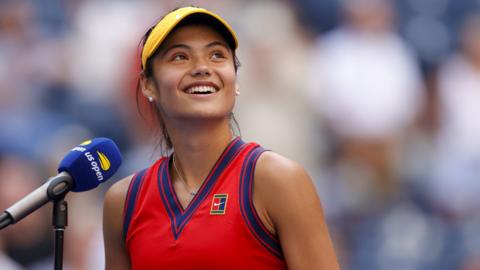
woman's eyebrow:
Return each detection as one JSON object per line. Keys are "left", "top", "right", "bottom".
{"left": 161, "top": 43, "right": 191, "bottom": 56}
{"left": 206, "top": 41, "right": 229, "bottom": 49}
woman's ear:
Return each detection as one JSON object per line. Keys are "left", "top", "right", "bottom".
{"left": 140, "top": 74, "right": 156, "bottom": 102}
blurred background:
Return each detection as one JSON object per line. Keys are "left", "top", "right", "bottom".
{"left": 0, "top": 0, "right": 479, "bottom": 269}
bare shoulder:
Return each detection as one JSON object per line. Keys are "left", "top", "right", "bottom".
{"left": 254, "top": 151, "right": 340, "bottom": 269}
{"left": 255, "top": 151, "right": 314, "bottom": 192}
{"left": 103, "top": 175, "right": 134, "bottom": 229}
{"left": 254, "top": 151, "right": 324, "bottom": 229}
{"left": 104, "top": 175, "right": 133, "bottom": 206}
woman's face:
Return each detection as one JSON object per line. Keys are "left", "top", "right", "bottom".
{"left": 144, "top": 24, "right": 237, "bottom": 124}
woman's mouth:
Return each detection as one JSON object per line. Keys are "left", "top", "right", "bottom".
{"left": 186, "top": 85, "right": 217, "bottom": 94}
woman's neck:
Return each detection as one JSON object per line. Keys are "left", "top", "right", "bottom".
{"left": 167, "top": 119, "right": 235, "bottom": 189}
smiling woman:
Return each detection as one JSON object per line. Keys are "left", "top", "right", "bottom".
{"left": 143, "top": 24, "right": 237, "bottom": 126}
{"left": 102, "top": 6, "right": 340, "bottom": 270}
{"left": 138, "top": 10, "right": 242, "bottom": 151}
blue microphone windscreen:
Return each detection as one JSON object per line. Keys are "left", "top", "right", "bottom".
{"left": 58, "top": 138, "right": 122, "bottom": 192}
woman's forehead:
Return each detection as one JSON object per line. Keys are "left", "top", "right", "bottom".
{"left": 161, "top": 24, "right": 229, "bottom": 49}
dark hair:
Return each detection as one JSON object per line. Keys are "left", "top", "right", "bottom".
{"left": 135, "top": 8, "right": 241, "bottom": 154}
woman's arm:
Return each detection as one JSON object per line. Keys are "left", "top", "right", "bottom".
{"left": 254, "top": 152, "right": 340, "bottom": 270}
{"left": 103, "top": 176, "right": 132, "bottom": 270}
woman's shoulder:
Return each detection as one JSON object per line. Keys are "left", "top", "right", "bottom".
{"left": 253, "top": 152, "right": 339, "bottom": 270}
{"left": 104, "top": 175, "right": 134, "bottom": 205}
{"left": 104, "top": 157, "right": 168, "bottom": 202}
{"left": 255, "top": 150, "right": 310, "bottom": 187}
{"left": 252, "top": 150, "right": 323, "bottom": 235}
{"left": 253, "top": 150, "right": 318, "bottom": 211}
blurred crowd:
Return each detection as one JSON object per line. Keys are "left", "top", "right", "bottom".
{"left": 0, "top": 0, "right": 479, "bottom": 269}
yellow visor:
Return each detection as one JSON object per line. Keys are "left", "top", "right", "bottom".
{"left": 141, "top": 7, "right": 238, "bottom": 69}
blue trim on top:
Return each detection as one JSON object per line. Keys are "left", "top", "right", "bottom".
{"left": 157, "top": 160, "right": 179, "bottom": 238}
{"left": 157, "top": 137, "right": 246, "bottom": 240}
{"left": 239, "top": 147, "right": 284, "bottom": 260}
{"left": 123, "top": 168, "right": 147, "bottom": 241}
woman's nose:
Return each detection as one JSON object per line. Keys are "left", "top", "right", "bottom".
{"left": 190, "top": 59, "right": 211, "bottom": 77}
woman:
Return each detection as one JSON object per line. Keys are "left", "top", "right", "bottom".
{"left": 103, "top": 6, "right": 340, "bottom": 270}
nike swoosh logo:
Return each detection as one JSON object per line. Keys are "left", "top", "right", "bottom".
{"left": 213, "top": 202, "right": 224, "bottom": 206}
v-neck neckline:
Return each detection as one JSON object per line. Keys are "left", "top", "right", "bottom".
{"left": 157, "top": 137, "right": 246, "bottom": 239}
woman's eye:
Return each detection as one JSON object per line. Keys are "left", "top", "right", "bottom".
{"left": 172, "top": 54, "right": 187, "bottom": 61}
{"left": 211, "top": 52, "right": 225, "bottom": 59}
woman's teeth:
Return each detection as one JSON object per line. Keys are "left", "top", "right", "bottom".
{"left": 187, "top": 86, "right": 216, "bottom": 94}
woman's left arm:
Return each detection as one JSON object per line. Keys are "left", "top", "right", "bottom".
{"left": 254, "top": 151, "right": 341, "bottom": 270}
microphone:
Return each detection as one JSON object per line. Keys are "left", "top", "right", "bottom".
{"left": 0, "top": 138, "right": 122, "bottom": 230}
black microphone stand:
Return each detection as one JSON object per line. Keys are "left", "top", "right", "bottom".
{"left": 46, "top": 176, "right": 72, "bottom": 270}
{"left": 52, "top": 196, "right": 67, "bottom": 270}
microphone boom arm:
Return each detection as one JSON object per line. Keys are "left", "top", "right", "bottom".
{"left": 0, "top": 172, "right": 72, "bottom": 230}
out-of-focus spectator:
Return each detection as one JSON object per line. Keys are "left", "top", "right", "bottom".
{"left": 235, "top": 0, "right": 318, "bottom": 170}
{"left": 295, "top": 0, "right": 340, "bottom": 34}
{"left": 429, "top": 13, "right": 480, "bottom": 217}
{"left": 0, "top": 155, "right": 52, "bottom": 268}
{"left": 67, "top": 0, "right": 161, "bottom": 104}
{"left": 307, "top": 0, "right": 424, "bottom": 215}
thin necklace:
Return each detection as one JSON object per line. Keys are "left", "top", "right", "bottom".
{"left": 172, "top": 155, "right": 197, "bottom": 197}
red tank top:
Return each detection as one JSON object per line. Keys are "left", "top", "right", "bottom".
{"left": 123, "top": 138, "right": 287, "bottom": 269}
